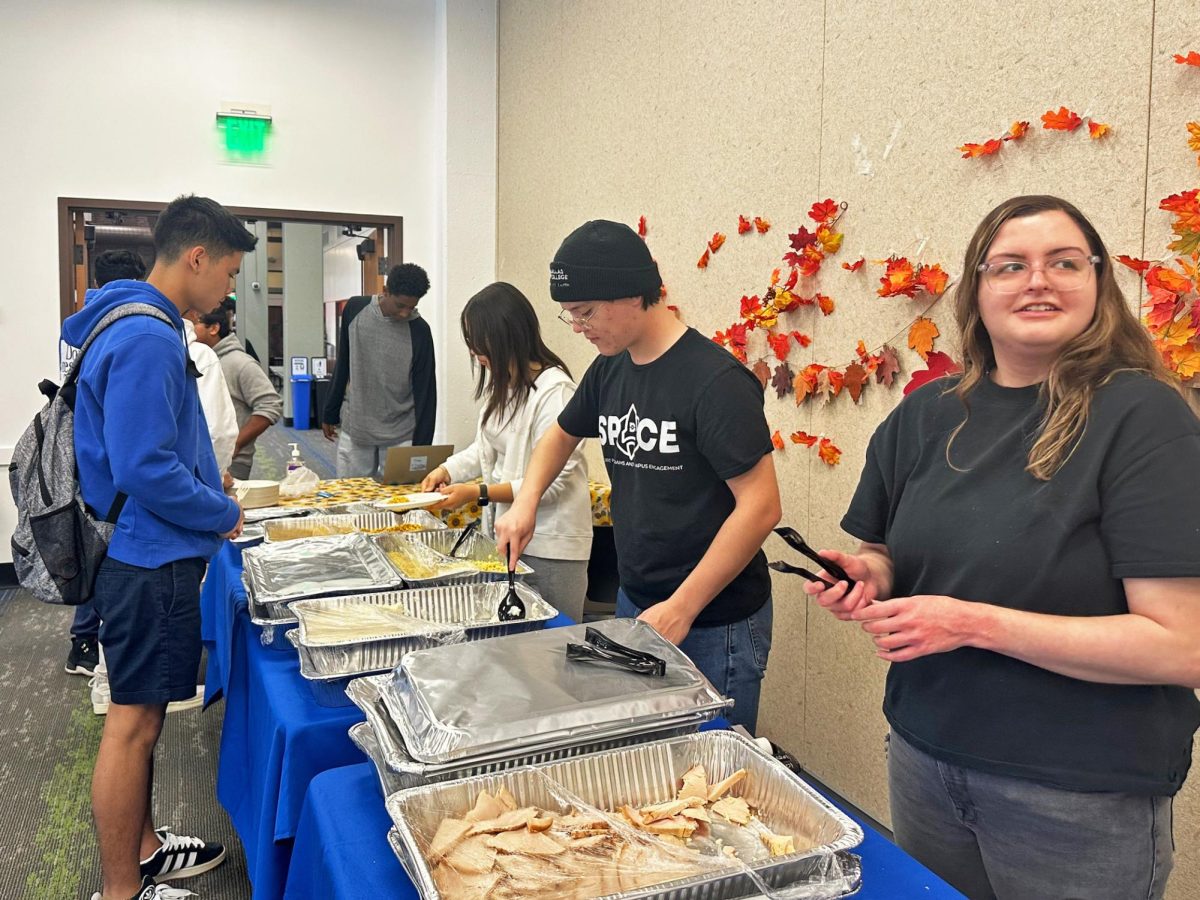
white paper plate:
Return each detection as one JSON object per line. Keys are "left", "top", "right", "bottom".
{"left": 371, "top": 492, "right": 444, "bottom": 512}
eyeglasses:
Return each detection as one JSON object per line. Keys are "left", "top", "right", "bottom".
{"left": 977, "top": 255, "right": 1101, "bottom": 294}
{"left": 557, "top": 306, "right": 598, "bottom": 330}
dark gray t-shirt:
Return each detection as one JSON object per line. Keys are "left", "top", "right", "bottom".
{"left": 843, "top": 371, "right": 1200, "bottom": 795}
{"left": 342, "top": 297, "right": 416, "bottom": 445}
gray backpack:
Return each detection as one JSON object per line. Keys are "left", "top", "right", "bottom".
{"left": 8, "top": 303, "right": 175, "bottom": 604}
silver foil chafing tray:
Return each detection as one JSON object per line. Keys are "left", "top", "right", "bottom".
{"left": 385, "top": 730, "right": 864, "bottom": 900}
{"left": 242, "top": 505, "right": 313, "bottom": 524}
{"left": 347, "top": 674, "right": 715, "bottom": 792}
{"left": 373, "top": 531, "right": 534, "bottom": 588}
{"left": 261, "top": 509, "right": 446, "bottom": 543}
{"left": 241, "top": 532, "right": 403, "bottom": 605}
{"left": 349, "top": 721, "right": 408, "bottom": 797}
{"left": 380, "top": 618, "right": 731, "bottom": 766}
{"left": 285, "top": 584, "right": 558, "bottom": 707}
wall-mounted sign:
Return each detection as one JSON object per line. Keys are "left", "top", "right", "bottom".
{"left": 291, "top": 356, "right": 309, "bottom": 376}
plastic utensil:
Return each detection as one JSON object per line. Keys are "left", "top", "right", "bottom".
{"left": 446, "top": 520, "right": 479, "bottom": 558}
{"left": 497, "top": 564, "right": 526, "bottom": 621}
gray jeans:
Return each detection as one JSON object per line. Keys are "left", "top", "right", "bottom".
{"left": 336, "top": 432, "right": 408, "bottom": 479}
{"left": 887, "top": 730, "right": 1174, "bottom": 900}
{"left": 521, "top": 555, "right": 589, "bottom": 624}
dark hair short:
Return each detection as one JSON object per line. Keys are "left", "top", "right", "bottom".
{"left": 385, "top": 263, "right": 430, "bottom": 299}
{"left": 93, "top": 249, "right": 146, "bottom": 287}
{"left": 640, "top": 290, "right": 661, "bottom": 310}
{"left": 153, "top": 194, "right": 257, "bottom": 263}
{"left": 197, "top": 304, "right": 232, "bottom": 338}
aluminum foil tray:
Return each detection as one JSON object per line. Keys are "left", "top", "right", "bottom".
{"left": 241, "top": 532, "right": 403, "bottom": 605}
{"left": 370, "top": 534, "right": 483, "bottom": 587}
{"left": 380, "top": 618, "right": 731, "bottom": 766}
{"left": 405, "top": 528, "right": 535, "bottom": 581}
{"left": 386, "top": 730, "right": 864, "bottom": 900}
{"left": 242, "top": 505, "right": 313, "bottom": 524}
{"left": 348, "top": 673, "right": 715, "bottom": 794}
{"left": 262, "top": 510, "right": 445, "bottom": 543}
{"left": 349, "top": 721, "right": 408, "bottom": 798}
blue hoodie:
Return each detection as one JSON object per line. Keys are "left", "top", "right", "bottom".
{"left": 62, "top": 281, "right": 241, "bottom": 567}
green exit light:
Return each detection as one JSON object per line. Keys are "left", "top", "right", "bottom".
{"left": 221, "top": 117, "right": 269, "bottom": 155}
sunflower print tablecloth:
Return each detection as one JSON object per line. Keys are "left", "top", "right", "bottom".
{"left": 278, "top": 477, "right": 612, "bottom": 528}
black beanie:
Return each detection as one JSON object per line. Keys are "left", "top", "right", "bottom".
{"left": 549, "top": 220, "right": 662, "bottom": 302}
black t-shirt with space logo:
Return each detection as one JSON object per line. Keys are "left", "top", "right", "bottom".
{"left": 558, "top": 327, "right": 774, "bottom": 626}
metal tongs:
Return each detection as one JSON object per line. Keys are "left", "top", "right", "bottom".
{"left": 768, "top": 526, "right": 858, "bottom": 594}
{"left": 566, "top": 626, "right": 667, "bottom": 677}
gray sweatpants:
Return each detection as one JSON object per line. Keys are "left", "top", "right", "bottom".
{"left": 521, "top": 555, "right": 589, "bottom": 625}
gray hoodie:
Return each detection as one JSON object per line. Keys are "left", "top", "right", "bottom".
{"left": 213, "top": 334, "right": 283, "bottom": 475}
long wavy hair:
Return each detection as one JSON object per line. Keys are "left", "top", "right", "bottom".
{"left": 949, "top": 195, "right": 1175, "bottom": 480}
{"left": 460, "top": 282, "right": 571, "bottom": 427}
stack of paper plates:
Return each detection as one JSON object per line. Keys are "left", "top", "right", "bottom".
{"left": 234, "top": 479, "right": 281, "bottom": 510}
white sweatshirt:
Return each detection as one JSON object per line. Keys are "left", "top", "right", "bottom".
{"left": 184, "top": 321, "right": 239, "bottom": 473}
{"left": 443, "top": 366, "right": 592, "bottom": 561}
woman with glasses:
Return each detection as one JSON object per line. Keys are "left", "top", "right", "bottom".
{"left": 421, "top": 282, "right": 593, "bottom": 622}
{"left": 804, "top": 195, "right": 1200, "bottom": 899}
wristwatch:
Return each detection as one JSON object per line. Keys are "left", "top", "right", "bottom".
{"left": 478, "top": 482, "right": 489, "bottom": 507}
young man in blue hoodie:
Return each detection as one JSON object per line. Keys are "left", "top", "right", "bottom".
{"left": 63, "top": 195, "right": 255, "bottom": 900}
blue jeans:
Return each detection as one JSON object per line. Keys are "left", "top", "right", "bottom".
{"left": 70, "top": 600, "right": 100, "bottom": 642}
{"left": 615, "top": 589, "right": 772, "bottom": 733}
{"left": 887, "top": 729, "right": 1174, "bottom": 899}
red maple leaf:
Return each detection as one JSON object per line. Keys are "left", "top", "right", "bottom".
{"left": 842, "top": 257, "right": 865, "bottom": 272}
{"left": 916, "top": 264, "right": 950, "bottom": 296}
{"left": 1174, "top": 51, "right": 1200, "bottom": 67}
{"left": 1116, "top": 254, "right": 1152, "bottom": 273}
{"left": 740, "top": 294, "right": 763, "bottom": 318}
{"left": 903, "top": 351, "right": 962, "bottom": 396}
{"left": 878, "top": 257, "right": 918, "bottom": 297}
{"left": 637, "top": 215, "right": 647, "bottom": 238}
{"left": 767, "top": 332, "right": 792, "bottom": 361}
{"left": 1042, "top": 106, "right": 1083, "bottom": 131}
{"left": 737, "top": 215, "right": 752, "bottom": 235}
{"left": 754, "top": 217, "right": 771, "bottom": 234}
{"left": 817, "top": 294, "right": 836, "bottom": 316}
{"left": 784, "top": 268, "right": 799, "bottom": 291}
{"left": 788, "top": 226, "right": 818, "bottom": 251}
{"left": 790, "top": 431, "right": 818, "bottom": 447}
{"left": 808, "top": 199, "right": 840, "bottom": 224}
{"left": 959, "top": 139, "right": 1002, "bottom": 158}
{"left": 791, "top": 330, "right": 812, "bottom": 348}
{"left": 697, "top": 249, "right": 710, "bottom": 270}
{"left": 787, "top": 244, "right": 825, "bottom": 276}
{"left": 708, "top": 232, "right": 727, "bottom": 253}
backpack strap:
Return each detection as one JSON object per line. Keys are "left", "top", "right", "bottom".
{"left": 63, "top": 302, "right": 178, "bottom": 387}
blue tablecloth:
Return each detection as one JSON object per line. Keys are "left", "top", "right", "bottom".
{"left": 200, "top": 543, "right": 573, "bottom": 900}
{"left": 284, "top": 760, "right": 963, "bottom": 899}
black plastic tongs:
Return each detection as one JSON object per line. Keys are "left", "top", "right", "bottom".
{"left": 768, "top": 526, "right": 858, "bottom": 594}
{"left": 566, "top": 626, "right": 667, "bottom": 677}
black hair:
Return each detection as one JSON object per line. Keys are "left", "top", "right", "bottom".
{"left": 197, "top": 305, "right": 232, "bottom": 339}
{"left": 93, "top": 249, "right": 146, "bottom": 287}
{"left": 640, "top": 290, "right": 662, "bottom": 310}
{"left": 153, "top": 194, "right": 257, "bottom": 263}
{"left": 460, "top": 282, "right": 572, "bottom": 427}
{"left": 385, "top": 263, "right": 431, "bottom": 299}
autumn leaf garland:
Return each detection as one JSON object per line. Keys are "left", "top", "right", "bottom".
{"left": 958, "top": 107, "right": 1110, "bottom": 159}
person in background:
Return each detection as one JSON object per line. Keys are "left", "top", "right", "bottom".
{"left": 63, "top": 194, "right": 253, "bottom": 900}
{"left": 182, "top": 313, "right": 237, "bottom": 475}
{"left": 63, "top": 251, "right": 148, "bottom": 678}
{"left": 190, "top": 297, "right": 282, "bottom": 480}
{"left": 421, "top": 283, "right": 593, "bottom": 622}
{"left": 807, "top": 195, "right": 1200, "bottom": 899}
{"left": 495, "top": 221, "right": 782, "bottom": 732}
{"left": 321, "top": 263, "right": 436, "bottom": 478}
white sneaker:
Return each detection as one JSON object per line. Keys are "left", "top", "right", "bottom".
{"left": 89, "top": 673, "right": 205, "bottom": 716}
{"left": 91, "top": 874, "right": 196, "bottom": 899}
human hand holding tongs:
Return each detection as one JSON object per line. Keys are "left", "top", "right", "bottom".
{"left": 768, "top": 526, "right": 859, "bottom": 596}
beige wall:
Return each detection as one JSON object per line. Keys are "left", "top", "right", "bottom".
{"left": 497, "top": 0, "right": 1200, "bottom": 895}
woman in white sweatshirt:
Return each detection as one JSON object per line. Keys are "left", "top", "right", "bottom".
{"left": 422, "top": 283, "right": 593, "bottom": 621}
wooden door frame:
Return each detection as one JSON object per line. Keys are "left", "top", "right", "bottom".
{"left": 57, "top": 197, "right": 404, "bottom": 320}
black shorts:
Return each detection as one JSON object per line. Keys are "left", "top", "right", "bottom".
{"left": 92, "top": 556, "right": 206, "bottom": 706}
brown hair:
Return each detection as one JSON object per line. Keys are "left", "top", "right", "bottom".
{"left": 949, "top": 195, "right": 1175, "bottom": 480}
{"left": 460, "top": 282, "right": 572, "bottom": 427}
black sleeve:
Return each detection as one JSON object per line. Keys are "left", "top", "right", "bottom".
{"left": 841, "top": 420, "right": 895, "bottom": 544}
{"left": 693, "top": 366, "right": 774, "bottom": 480}
{"left": 1099, "top": 386, "right": 1200, "bottom": 579}
{"left": 557, "top": 357, "right": 603, "bottom": 438}
{"left": 323, "top": 297, "right": 368, "bottom": 425}
{"left": 410, "top": 317, "right": 437, "bottom": 445}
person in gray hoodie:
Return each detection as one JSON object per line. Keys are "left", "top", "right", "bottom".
{"left": 190, "top": 298, "right": 283, "bottom": 480}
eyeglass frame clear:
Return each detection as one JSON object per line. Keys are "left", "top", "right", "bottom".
{"left": 976, "top": 254, "right": 1102, "bottom": 293}
{"left": 557, "top": 306, "right": 599, "bottom": 329}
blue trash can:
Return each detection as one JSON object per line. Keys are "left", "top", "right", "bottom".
{"left": 291, "top": 374, "right": 315, "bottom": 430}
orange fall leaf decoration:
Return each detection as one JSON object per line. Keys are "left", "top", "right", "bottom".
{"left": 817, "top": 294, "right": 836, "bottom": 316}
{"left": 879, "top": 257, "right": 918, "bottom": 297}
{"left": 697, "top": 248, "right": 710, "bottom": 270}
{"left": 1175, "top": 51, "right": 1200, "bottom": 67}
{"left": 959, "top": 139, "right": 1002, "bottom": 159}
{"left": 842, "top": 257, "right": 865, "bottom": 272}
{"left": 1042, "top": 106, "right": 1083, "bottom": 131}
{"left": 737, "top": 215, "right": 752, "bottom": 235}
{"left": 1004, "top": 120, "right": 1030, "bottom": 141}
{"left": 790, "top": 431, "right": 818, "bottom": 447}
{"left": 817, "top": 438, "right": 842, "bottom": 467}
{"left": 771, "top": 430, "right": 785, "bottom": 451}
{"left": 908, "top": 317, "right": 940, "bottom": 360}
{"left": 708, "top": 232, "right": 727, "bottom": 253}
{"left": 1116, "top": 254, "right": 1152, "bottom": 273}
{"left": 637, "top": 216, "right": 647, "bottom": 238}
{"left": 754, "top": 217, "right": 771, "bottom": 234}
{"left": 1187, "top": 122, "right": 1200, "bottom": 165}
{"left": 808, "top": 199, "right": 840, "bottom": 224}
{"left": 1087, "top": 120, "right": 1111, "bottom": 140}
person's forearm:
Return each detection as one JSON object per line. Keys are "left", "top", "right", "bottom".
{"left": 671, "top": 501, "right": 781, "bottom": 618}
{"left": 969, "top": 605, "right": 1200, "bottom": 687}
{"left": 234, "top": 415, "right": 272, "bottom": 453}
{"left": 512, "top": 424, "right": 579, "bottom": 508}
{"left": 484, "top": 483, "right": 515, "bottom": 505}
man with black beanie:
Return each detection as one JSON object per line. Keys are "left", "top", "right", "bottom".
{"left": 496, "top": 220, "right": 782, "bottom": 732}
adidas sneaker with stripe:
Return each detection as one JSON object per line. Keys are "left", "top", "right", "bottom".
{"left": 140, "top": 828, "right": 226, "bottom": 882}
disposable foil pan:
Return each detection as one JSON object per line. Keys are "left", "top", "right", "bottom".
{"left": 346, "top": 674, "right": 716, "bottom": 792}
{"left": 241, "top": 532, "right": 403, "bottom": 605}
{"left": 262, "top": 510, "right": 446, "bottom": 543}
{"left": 386, "top": 730, "right": 865, "bottom": 900}
{"left": 370, "top": 534, "right": 481, "bottom": 587}
{"left": 243, "top": 505, "right": 313, "bottom": 524}
{"left": 380, "top": 618, "right": 732, "bottom": 766}
{"left": 349, "top": 721, "right": 408, "bottom": 798}
{"left": 405, "top": 528, "right": 535, "bottom": 581}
